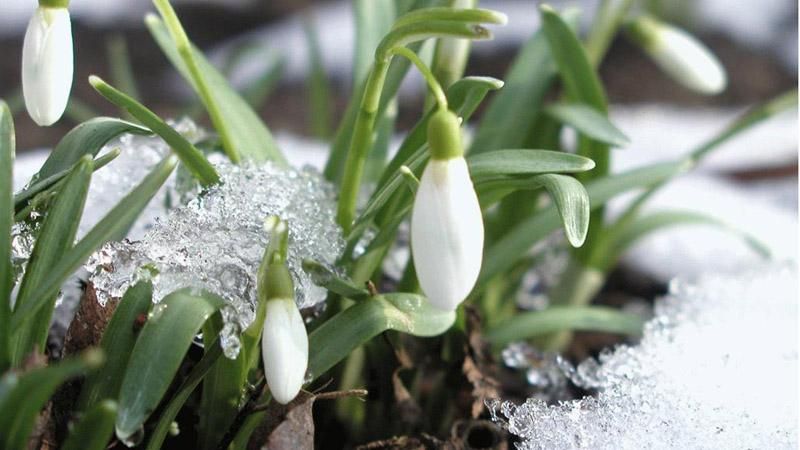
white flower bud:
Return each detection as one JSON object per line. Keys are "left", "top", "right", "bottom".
{"left": 411, "top": 157, "right": 484, "bottom": 311}
{"left": 629, "top": 17, "right": 727, "bottom": 95}
{"left": 22, "top": 6, "right": 73, "bottom": 126}
{"left": 261, "top": 297, "right": 308, "bottom": 404}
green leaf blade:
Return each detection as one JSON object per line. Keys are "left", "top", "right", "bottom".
{"left": 35, "top": 117, "right": 150, "bottom": 182}
{"left": 0, "top": 102, "right": 13, "bottom": 371}
{"left": 545, "top": 102, "right": 629, "bottom": 147}
{"left": 116, "top": 289, "right": 224, "bottom": 440}
{"left": 467, "top": 149, "right": 595, "bottom": 181}
{"left": 308, "top": 294, "right": 454, "bottom": 380}
{"left": 10, "top": 156, "right": 178, "bottom": 331}
{"left": 89, "top": 76, "right": 219, "bottom": 186}
{"left": 78, "top": 280, "right": 154, "bottom": 411}
{"left": 146, "top": 11, "right": 285, "bottom": 165}
{"left": 0, "top": 350, "right": 104, "bottom": 449}
{"left": 11, "top": 156, "right": 94, "bottom": 364}
{"left": 479, "top": 161, "right": 687, "bottom": 288}
{"left": 62, "top": 400, "right": 118, "bottom": 450}
{"left": 486, "top": 306, "right": 643, "bottom": 346}
{"left": 535, "top": 174, "right": 591, "bottom": 247}
{"left": 539, "top": 5, "right": 607, "bottom": 111}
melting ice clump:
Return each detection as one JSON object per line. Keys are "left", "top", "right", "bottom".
{"left": 79, "top": 118, "right": 205, "bottom": 239}
{"left": 88, "top": 159, "right": 344, "bottom": 359}
{"left": 490, "top": 266, "right": 798, "bottom": 450}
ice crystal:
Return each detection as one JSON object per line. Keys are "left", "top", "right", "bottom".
{"left": 500, "top": 342, "right": 570, "bottom": 400}
{"left": 77, "top": 117, "right": 205, "bottom": 239}
{"left": 88, "top": 160, "right": 344, "bottom": 358}
{"left": 490, "top": 265, "right": 798, "bottom": 450}
{"left": 515, "top": 240, "right": 568, "bottom": 311}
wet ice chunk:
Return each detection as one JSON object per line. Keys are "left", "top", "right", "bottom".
{"left": 490, "top": 265, "right": 798, "bottom": 450}
{"left": 88, "top": 161, "right": 344, "bottom": 358}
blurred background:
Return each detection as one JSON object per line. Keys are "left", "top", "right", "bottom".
{"left": 0, "top": 0, "right": 796, "bottom": 155}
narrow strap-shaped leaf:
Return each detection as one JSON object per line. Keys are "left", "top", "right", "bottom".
{"left": 107, "top": 34, "right": 141, "bottom": 101}
{"left": 78, "top": 280, "right": 154, "bottom": 411}
{"left": 308, "top": 293, "right": 455, "bottom": 379}
{"left": 303, "top": 259, "right": 371, "bottom": 300}
{"left": 146, "top": 7, "right": 285, "bottom": 165}
{"left": 0, "top": 350, "right": 104, "bottom": 449}
{"left": 535, "top": 174, "right": 590, "bottom": 247}
{"left": 544, "top": 102, "right": 629, "bottom": 147}
{"left": 89, "top": 76, "right": 219, "bottom": 186}
{"left": 146, "top": 338, "right": 224, "bottom": 450}
{"left": 478, "top": 161, "right": 687, "bottom": 288}
{"left": 34, "top": 117, "right": 149, "bottom": 182}
{"left": 62, "top": 400, "right": 118, "bottom": 450}
{"left": 467, "top": 149, "right": 595, "bottom": 181}
{"left": 540, "top": 5, "right": 612, "bottom": 261}
{"left": 540, "top": 5, "right": 607, "bottom": 112}
{"left": 468, "top": 29, "right": 556, "bottom": 154}
{"left": 303, "top": 18, "right": 332, "bottom": 139}
{"left": 197, "top": 316, "right": 246, "bottom": 450}
{"left": 14, "top": 148, "right": 121, "bottom": 216}
{"left": 11, "top": 156, "right": 178, "bottom": 331}
{"left": 486, "top": 306, "right": 643, "bottom": 346}
{"left": 599, "top": 209, "right": 770, "bottom": 271}
{"left": 475, "top": 174, "right": 590, "bottom": 247}
{"left": 0, "top": 102, "right": 13, "bottom": 371}
{"left": 116, "top": 289, "right": 224, "bottom": 440}
{"left": 11, "top": 157, "right": 93, "bottom": 364}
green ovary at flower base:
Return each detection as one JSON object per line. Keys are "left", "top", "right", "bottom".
{"left": 411, "top": 108, "right": 484, "bottom": 311}
{"left": 22, "top": 0, "right": 73, "bottom": 126}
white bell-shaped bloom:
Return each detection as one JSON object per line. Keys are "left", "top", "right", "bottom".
{"left": 22, "top": 6, "right": 73, "bottom": 126}
{"left": 261, "top": 297, "right": 308, "bottom": 404}
{"left": 630, "top": 17, "right": 726, "bottom": 95}
{"left": 411, "top": 157, "right": 484, "bottom": 311}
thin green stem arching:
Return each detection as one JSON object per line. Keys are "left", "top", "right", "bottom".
{"left": 388, "top": 47, "right": 448, "bottom": 110}
{"left": 336, "top": 16, "right": 498, "bottom": 231}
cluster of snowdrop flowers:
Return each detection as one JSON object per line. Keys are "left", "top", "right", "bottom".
{"left": 626, "top": 14, "right": 727, "bottom": 95}
{"left": 411, "top": 107, "right": 484, "bottom": 311}
{"left": 22, "top": 0, "right": 73, "bottom": 126}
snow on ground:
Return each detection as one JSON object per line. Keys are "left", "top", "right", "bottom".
{"left": 490, "top": 265, "right": 799, "bottom": 450}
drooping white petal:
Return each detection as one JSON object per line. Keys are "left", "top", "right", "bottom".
{"left": 650, "top": 25, "right": 727, "bottom": 95}
{"left": 261, "top": 297, "right": 308, "bottom": 404}
{"left": 411, "top": 157, "right": 484, "bottom": 311}
{"left": 22, "top": 7, "right": 73, "bottom": 126}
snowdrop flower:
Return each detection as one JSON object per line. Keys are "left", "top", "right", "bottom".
{"left": 259, "top": 217, "right": 308, "bottom": 404}
{"left": 627, "top": 15, "right": 727, "bottom": 95}
{"left": 411, "top": 108, "right": 484, "bottom": 311}
{"left": 262, "top": 296, "right": 308, "bottom": 404}
{"left": 22, "top": 0, "right": 73, "bottom": 126}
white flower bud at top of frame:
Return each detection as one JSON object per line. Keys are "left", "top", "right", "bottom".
{"left": 261, "top": 297, "right": 308, "bottom": 404}
{"left": 628, "top": 16, "right": 727, "bottom": 95}
{"left": 411, "top": 109, "right": 484, "bottom": 311}
{"left": 22, "top": 6, "right": 73, "bottom": 126}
